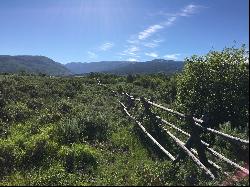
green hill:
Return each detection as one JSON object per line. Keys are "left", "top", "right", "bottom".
{"left": 0, "top": 55, "right": 71, "bottom": 76}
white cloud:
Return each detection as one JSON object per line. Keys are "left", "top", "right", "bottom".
{"left": 127, "top": 39, "right": 139, "bottom": 44}
{"left": 179, "top": 4, "right": 200, "bottom": 17}
{"left": 138, "top": 24, "right": 163, "bottom": 40}
{"left": 127, "top": 58, "right": 137, "bottom": 62}
{"left": 122, "top": 46, "right": 140, "bottom": 56}
{"left": 137, "top": 4, "right": 201, "bottom": 41}
{"left": 163, "top": 16, "right": 177, "bottom": 26}
{"left": 99, "top": 42, "right": 114, "bottom": 51}
{"left": 164, "top": 53, "right": 180, "bottom": 60}
{"left": 143, "top": 39, "right": 164, "bottom": 48}
{"left": 128, "top": 46, "right": 139, "bottom": 53}
{"left": 87, "top": 51, "right": 98, "bottom": 59}
{"left": 120, "top": 4, "right": 203, "bottom": 60}
{"left": 153, "top": 39, "right": 164, "bottom": 43}
{"left": 144, "top": 42, "right": 158, "bottom": 48}
{"left": 145, "top": 52, "right": 158, "bottom": 58}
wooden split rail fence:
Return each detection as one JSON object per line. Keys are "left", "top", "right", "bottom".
{"left": 97, "top": 79, "right": 249, "bottom": 180}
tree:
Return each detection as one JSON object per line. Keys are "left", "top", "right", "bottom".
{"left": 176, "top": 45, "right": 249, "bottom": 129}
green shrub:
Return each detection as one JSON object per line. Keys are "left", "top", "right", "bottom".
{"left": 79, "top": 118, "right": 108, "bottom": 142}
{"left": 17, "top": 84, "right": 39, "bottom": 98}
{"left": 58, "top": 100, "right": 72, "bottom": 114}
{"left": 0, "top": 140, "right": 16, "bottom": 177}
{"left": 59, "top": 143, "right": 97, "bottom": 173}
{"left": 176, "top": 46, "right": 249, "bottom": 129}
{"left": 126, "top": 74, "right": 135, "bottom": 83}
{"left": 20, "top": 126, "right": 59, "bottom": 169}
{"left": 38, "top": 109, "right": 61, "bottom": 124}
{"left": 28, "top": 164, "right": 87, "bottom": 186}
{"left": 4, "top": 102, "right": 31, "bottom": 123}
{"left": 26, "top": 98, "right": 44, "bottom": 110}
{"left": 56, "top": 119, "right": 81, "bottom": 144}
{"left": 56, "top": 117, "right": 108, "bottom": 145}
{"left": 0, "top": 119, "right": 9, "bottom": 138}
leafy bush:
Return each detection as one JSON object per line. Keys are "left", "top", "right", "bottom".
{"left": 26, "top": 98, "right": 44, "bottom": 110}
{"left": 0, "top": 140, "right": 16, "bottom": 177}
{"left": 4, "top": 102, "right": 31, "bottom": 123}
{"left": 0, "top": 119, "right": 9, "bottom": 138}
{"left": 126, "top": 74, "right": 135, "bottom": 83}
{"left": 55, "top": 119, "right": 81, "bottom": 144}
{"left": 59, "top": 143, "right": 97, "bottom": 173}
{"left": 55, "top": 117, "right": 108, "bottom": 145}
{"left": 79, "top": 117, "right": 108, "bottom": 142}
{"left": 176, "top": 45, "right": 249, "bottom": 128}
{"left": 38, "top": 109, "right": 61, "bottom": 124}
{"left": 20, "top": 126, "right": 59, "bottom": 169}
{"left": 58, "top": 99, "right": 72, "bottom": 115}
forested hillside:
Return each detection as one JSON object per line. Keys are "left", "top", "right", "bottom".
{"left": 65, "top": 59, "right": 184, "bottom": 75}
{"left": 0, "top": 47, "right": 248, "bottom": 186}
{"left": 0, "top": 55, "right": 71, "bottom": 76}
{"left": 65, "top": 61, "right": 133, "bottom": 74}
{"left": 104, "top": 59, "right": 184, "bottom": 75}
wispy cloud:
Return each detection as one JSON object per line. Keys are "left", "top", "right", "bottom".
{"left": 99, "top": 42, "right": 114, "bottom": 51}
{"left": 122, "top": 45, "right": 140, "bottom": 56}
{"left": 145, "top": 52, "right": 158, "bottom": 58}
{"left": 164, "top": 53, "right": 180, "bottom": 60}
{"left": 127, "top": 39, "right": 139, "bottom": 44}
{"left": 151, "top": 4, "right": 202, "bottom": 17}
{"left": 163, "top": 16, "right": 177, "bottom": 26}
{"left": 143, "top": 39, "right": 164, "bottom": 48}
{"left": 137, "top": 4, "right": 201, "bottom": 41}
{"left": 144, "top": 42, "right": 158, "bottom": 48}
{"left": 179, "top": 4, "right": 200, "bottom": 17}
{"left": 127, "top": 58, "right": 138, "bottom": 62}
{"left": 87, "top": 51, "right": 98, "bottom": 59}
{"left": 120, "top": 4, "right": 203, "bottom": 61}
{"left": 138, "top": 24, "right": 164, "bottom": 40}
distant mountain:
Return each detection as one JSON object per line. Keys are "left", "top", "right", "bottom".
{"left": 65, "top": 61, "right": 133, "bottom": 74}
{"left": 0, "top": 55, "right": 71, "bottom": 75}
{"left": 65, "top": 59, "right": 184, "bottom": 75}
{"left": 0, "top": 55, "right": 184, "bottom": 76}
{"left": 105, "top": 59, "right": 184, "bottom": 74}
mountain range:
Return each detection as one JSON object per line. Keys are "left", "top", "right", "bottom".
{"left": 0, "top": 55, "right": 184, "bottom": 75}
{"left": 65, "top": 61, "right": 132, "bottom": 74}
{"left": 66, "top": 59, "right": 184, "bottom": 75}
{"left": 0, "top": 55, "right": 71, "bottom": 76}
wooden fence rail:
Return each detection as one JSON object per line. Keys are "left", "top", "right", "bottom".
{"left": 97, "top": 80, "right": 249, "bottom": 179}
{"left": 119, "top": 101, "right": 175, "bottom": 161}
{"left": 158, "top": 116, "right": 249, "bottom": 175}
{"left": 119, "top": 100, "right": 216, "bottom": 179}
{"left": 118, "top": 91, "right": 249, "bottom": 146}
{"left": 145, "top": 100, "right": 249, "bottom": 146}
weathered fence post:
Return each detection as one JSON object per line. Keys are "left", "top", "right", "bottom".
{"left": 174, "top": 114, "right": 210, "bottom": 168}
{"left": 140, "top": 97, "right": 151, "bottom": 117}
{"left": 140, "top": 97, "right": 163, "bottom": 127}
{"left": 124, "top": 93, "right": 135, "bottom": 111}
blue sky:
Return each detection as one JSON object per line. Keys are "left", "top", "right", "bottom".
{"left": 0, "top": 0, "right": 249, "bottom": 64}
